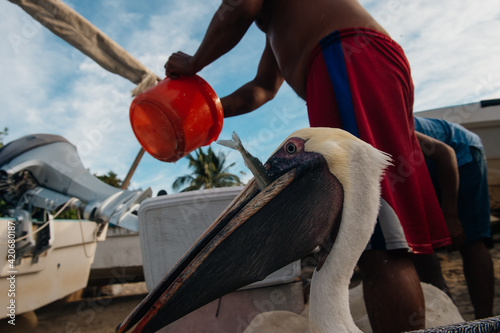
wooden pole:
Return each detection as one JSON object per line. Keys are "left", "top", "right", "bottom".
{"left": 121, "top": 148, "right": 145, "bottom": 189}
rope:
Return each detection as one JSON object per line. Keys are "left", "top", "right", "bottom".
{"left": 0, "top": 197, "right": 79, "bottom": 245}
{"left": 0, "top": 218, "right": 50, "bottom": 246}
{"left": 0, "top": 197, "right": 99, "bottom": 259}
{"left": 76, "top": 208, "right": 97, "bottom": 259}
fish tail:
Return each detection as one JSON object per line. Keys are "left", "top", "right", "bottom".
{"left": 217, "top": 132, "right": 244, "bottom": 151}
{"left": 216, "top": 139, "right": 238, "bottom": 150}
{"left": 231, "top": 132, "right": 243, "bottom": 149}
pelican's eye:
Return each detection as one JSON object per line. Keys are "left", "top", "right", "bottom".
{"left": 286, "top": 142, "right": 297, "bottom": 154}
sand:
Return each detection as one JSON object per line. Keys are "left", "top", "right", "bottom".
{"left": 2, "top": 220, "right": 499, "bottom": 333}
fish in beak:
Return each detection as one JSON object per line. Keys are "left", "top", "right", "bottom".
{"left": 217, "top": 132, "right": 272, "bottom": 190}
{"left": 116, "top": 130, "right": 345, "bottom": 333}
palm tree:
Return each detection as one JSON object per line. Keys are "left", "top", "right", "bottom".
{"left": 172, "top": 146, "right": 243, "bottom": 192}
{"left": 95, "top": 171, "right": 123, "bottom": 188}
{"left": 0, "top": 127, "right": 8, "bottom": 148}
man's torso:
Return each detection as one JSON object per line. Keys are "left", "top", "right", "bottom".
{"left": 255, "top": 0, "right": 389, "bottom": 98}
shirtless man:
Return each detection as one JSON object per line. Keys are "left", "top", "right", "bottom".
{"left": 165, "top": 0, "right": 388, "bottom": 104}
{"left": 165, "top": 1, "right": 451, "bottom": 332}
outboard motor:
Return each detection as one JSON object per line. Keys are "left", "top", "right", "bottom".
{"left": 0, "top": 134, "right": 151, "bottom": 262}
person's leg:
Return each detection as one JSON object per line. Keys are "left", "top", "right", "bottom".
{"left": 412, "top": 253, "right": 451, "bottom": 297}
{"left": 358, "top": 249, "right": 425, "bottom": 333}
{"left": 456, "top": 148, "right": 494, "bottom": 318}
{"left": 459, "top": 240, "right": 494, "bottom": 319}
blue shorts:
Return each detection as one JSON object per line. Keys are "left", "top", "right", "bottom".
{"left": 428, "top": 147, "right": 492, "bottom": 247}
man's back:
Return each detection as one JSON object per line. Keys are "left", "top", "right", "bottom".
{"left": 255, "top": 0, "right": 389, "bottom": 97}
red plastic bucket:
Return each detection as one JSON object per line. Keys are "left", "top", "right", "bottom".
{"left": 130, "top": 75, "right": 224, "bottom": 162}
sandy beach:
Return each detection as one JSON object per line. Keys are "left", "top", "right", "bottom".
{"left": 2, "top": 219, "right": 499, "bottom": 333}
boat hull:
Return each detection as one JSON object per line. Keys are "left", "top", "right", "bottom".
{"left": 0, "top": 219, "right": 104, "bottom": 318}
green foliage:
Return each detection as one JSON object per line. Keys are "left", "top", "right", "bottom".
{"left": 95, "top": 171, "right": 123, "bottom": 188}
{"left": 55, "top": 207, "right": 79, "bottom": 220}
{"left": 0, "top": 127, "right": 8, "bottom": 148}
{"left": 172, "top": 147, "right": 243, "bottom": 192}
{"left": 0, "top": 199, "right": 9, "bottom": 217}
{"left": 56, "top": 170, "right": 123, "bottom": 219}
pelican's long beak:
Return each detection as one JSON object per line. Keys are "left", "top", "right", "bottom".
{"left": 116, "top": 149, "right": 344, "bottom": 333}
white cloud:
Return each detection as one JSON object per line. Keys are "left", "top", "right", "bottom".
{"left": 363, "top": 0, "right": 500, "bottom": 110}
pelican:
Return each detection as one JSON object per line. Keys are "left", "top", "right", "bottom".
{"left": 116, "top": 127, "right": 458, "bottom": 333}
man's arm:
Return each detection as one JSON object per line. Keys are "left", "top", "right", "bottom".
{"left": 416, "top": 131, "right": 465, "bottom": 248}
{"left": 221, "top": 38, "right": 284, "bottom": 117}
{"left": 165, "top": 0, "right": 263, "bottom": 77}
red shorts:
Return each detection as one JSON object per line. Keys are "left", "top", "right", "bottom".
{"left": 306, "top": 28, "right": 450, "bottom": 253}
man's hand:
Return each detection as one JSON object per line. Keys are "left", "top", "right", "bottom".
{"left": 165, "top": 51, "right": 196, "bottom": 79}
{"left": 445, "top": 214, "right": 466, "bottom": 251}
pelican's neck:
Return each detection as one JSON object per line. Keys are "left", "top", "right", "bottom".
{"left": 308, "top": 167, "right": 382, "bottom": 333}
{"left": 309, "top": 257, "right": 361, "bottom": 333}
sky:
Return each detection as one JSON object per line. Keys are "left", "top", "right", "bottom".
{"left": 1, "top": 0, "right": 500, "bottom": 196}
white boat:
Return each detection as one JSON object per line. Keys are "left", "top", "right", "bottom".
{"left": 0, "top": 134, "right": 151, "bottom": 320}
{"left": 0, "top": 217, "right": 107, "bottom": 320}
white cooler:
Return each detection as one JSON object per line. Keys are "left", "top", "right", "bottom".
{"left": 138, "top": 186, "right": 301, "bottom": 291}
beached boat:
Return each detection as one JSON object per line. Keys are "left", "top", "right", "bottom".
{"left": 0, "top": 217, "right": 107, "bottom": 320}
{"left": 0, "top": 134, "right": 151, "bottom": 320}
